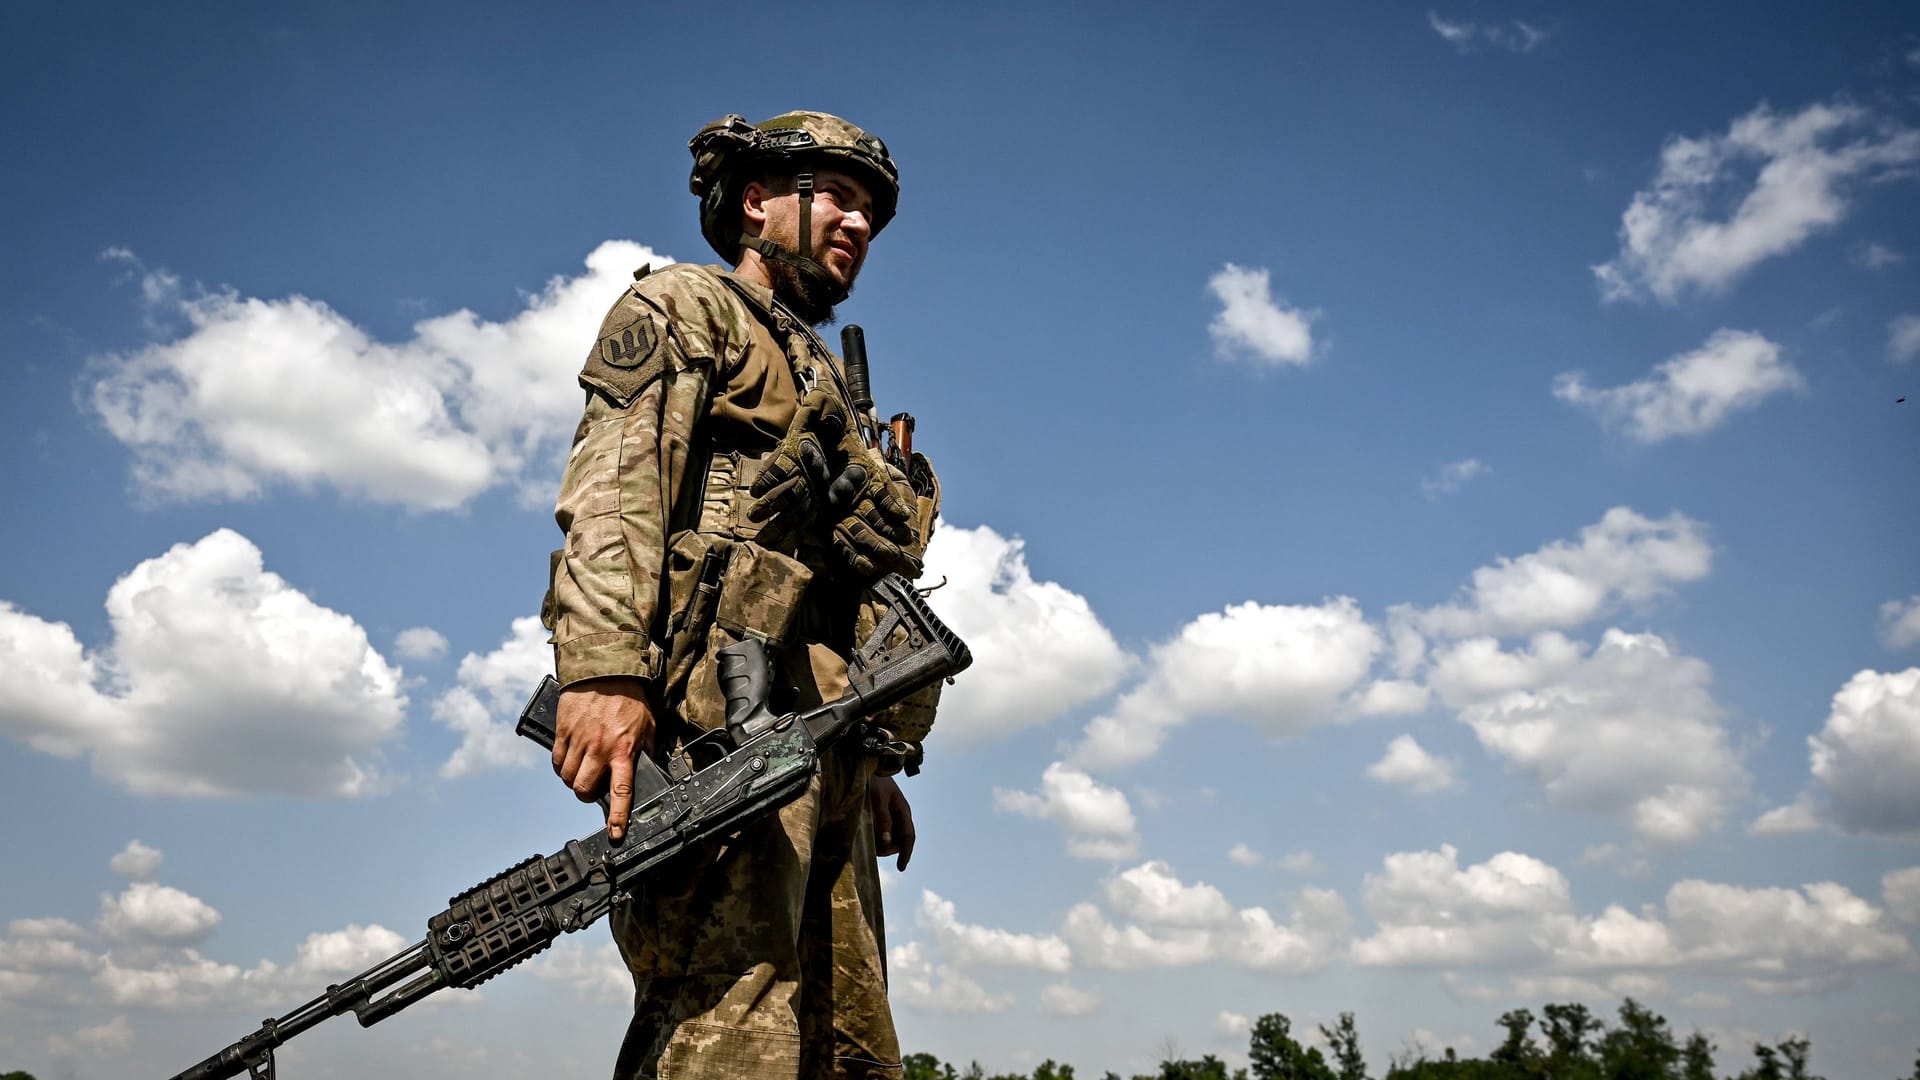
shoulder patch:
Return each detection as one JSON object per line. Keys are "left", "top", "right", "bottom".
{"left": 580, "top": 289, "right": 668, "bottom": 406}
{"left": 597, "top": 315, "right": 656, "bottom": 370}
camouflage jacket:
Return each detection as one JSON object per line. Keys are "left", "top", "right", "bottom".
{"left": 544, "top": 262, "right": 935, "bottom": 751}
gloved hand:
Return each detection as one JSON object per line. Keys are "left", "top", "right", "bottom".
{"left": 824, "top": 431, "right": 924, "bottom": 581}
{"left": 746, "top": 388, "right": 847, "bottom": 537}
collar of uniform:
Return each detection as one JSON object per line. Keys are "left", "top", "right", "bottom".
{"left": 706, "top": 265, "right": 802, "bottom": 337}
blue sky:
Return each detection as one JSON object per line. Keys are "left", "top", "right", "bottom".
{"left": 4, "top": 3, "right": 1919, "bottom": 1078}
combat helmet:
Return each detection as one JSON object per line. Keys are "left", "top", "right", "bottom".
{"left": 688, "top": 111, "right": 898, "bottom": 301}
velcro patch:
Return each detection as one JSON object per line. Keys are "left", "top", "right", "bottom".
{"left": 598, "top": 318, "right": 656, "bottom": 369}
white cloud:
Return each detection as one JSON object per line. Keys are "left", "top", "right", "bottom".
{"left": 1215, "top": 1010, "right": 1251, "bottom": 1035}
{"left": 89, "top": 241, "right": 672, "bottom": 509}
{"left": 1206, "top": 264, "right": 1317, "bottom": 367}
{"left": 921, "top": 523, "right": 1130, "bottom": 746}
{"left": 1448, "top": 629, "right": 1745, "bottom": 846}
{"left": 46, "top": 1014, "right": 133, "bottom": 1059}
{"left": 1353, "top": 678, "right": 1431, "bottom": 716}
{"left": 530, "top": 938, "right": 631, "bottom": 1004}
{"left": 1039, "top": 981, "right": 1101, "bottom": 1016}
{"left": 1352, "top": 844, "right": 1912, "bottom": 988}
{"left": 1074, "top": 598, "right": 1379, "bottom": 769}
{"left": 1367, "top": 735, "right": 1460, "bottom": 793}
{"left": 0, "top": 530, "right": 405, "bottom": 797}
{"left": 394, "top": 626, "right": 450, "bottom": 662}
{"left": 1853, "top": 242, "right": 1905, "bottom": 269}
{"left": 1882, "top": 596, "right": 1920, "bottom": 649}
{"left": 1806, "top": 668, "right": 1920, "bottom": 836}
{"left": 1891, "top": 315, "right": 1920, "bottom": 365}
{"left": 1065, "top": 861, "right": 1349, "bottom": 973}
{"left": 1104, "top": 861, "right": 1237, "bottom": 927}
{"left": 1426, "top": 12, "right": 1551, "bottom": 54}
{"left": 917, "top": 892, "right": 1071, "bottom": 972}
{"left": 1277, "top": 850, "right": 1327, "bottom": 875}
{"left": 1885, "top": 868, "right": 1920, "bottom": 924}
{"left": 1749, "top": 794, "right": 1823, "bottom": 836}
{"left": 1228, "top": 843, "right": 1263, "bottom": 867}
{"left": 97, "top": 883, "right": 220, "bottom": 945}
{"left": 1594, "top": 100, "right": 1920, "bottom": 303}
{"left": 1400, "top": 507, "right": 1713, "bottom": 640}
{"left": 1579, "top": 843, "right": 1653, "bottom": 880}
{"left": 433, "top": 616, "right": 553, "bottom": 778}
{"left": 994, "top": 762, "right": 1140, "bottom": 860}
{"left": 109, "top": 840, "right": 162, "bottom": 881}
{"left": 888, "top": 942, "right": 1014, "bottom": 1013}
{"left": 1554, "top": 330, "right": 1803, "bottom": 442}
{"left": 1421, "top": 458, "right": 1490, "bottom": 499}
{"left": 288, "top": 924, "right": 408, "bottom": 978}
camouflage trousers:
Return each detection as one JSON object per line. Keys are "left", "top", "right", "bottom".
{"left": 608, "top": 743, "right": 900, "bottom": 1080}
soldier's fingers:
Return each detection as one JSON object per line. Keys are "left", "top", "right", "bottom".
{"left": 828, "top": 464, "right": 866, "bottom": 512}
{"left": 606, "top": 753, "right": 633, "bottom": 842}
{"left": 572, "top": 745, "right": 606, "bottom": 803}
{"left": 799, "top": 437, "right": 830, "bottom": 488}
{"left": 896, "top": 811, "right": 915, "bottom": 872}
{"left": 746, "top": 474, "right": 801, "bottom": 521}
{"left": 871, "top": 786, "right": 896, "bottom": 857}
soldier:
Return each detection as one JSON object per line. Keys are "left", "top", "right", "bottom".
{"left": 542, "top": 112, "right": 941, "bottom": 1080}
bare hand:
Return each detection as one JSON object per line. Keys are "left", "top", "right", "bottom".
{"left": 869, "top": 773, "right": 916, "bottom": 871}
{"left": 554, "top": 676, "right": 656, "bottom": 842}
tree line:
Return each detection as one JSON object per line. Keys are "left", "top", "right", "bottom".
{"left": 902, "top": 998, "right": 1920, "bottom": 1080}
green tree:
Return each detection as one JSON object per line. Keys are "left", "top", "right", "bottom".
{"left": 1318, "top": 1012, "right": 1369, "bottom": 1080}
{"left": 1596, "top": 999, "right": 1679, "bottom": 1080}
{"left": 1739, "top": 1043, "right": 1783, "bottom": 1080}
{"left": 1541, "top": 1002, "right": 1602, "bottom": 1072}
{"left": 1032, "top": 1061, "right": 1077, "bottom": 1080}
{"left": 1679, "top": 1032, "right": 1716, "bottom": 1080}
{"left": 1, "top": 1072, "right": 39, "bottom": 1080}
{"left": 1491, "top": 1009, "right": 1543, "bottom": 1075}
{"left": 1251, "top": 1013, "right": 1337, "bottom": 1080}
{"left": 1776, "top": 1036, "right": 1819, "bottom": 1080}
{"left": 905, "top": 1052, "right": 956, "bottom": 1080}
{"left": 1157, "top": 1054, "right": 1233, "bottom": 1080}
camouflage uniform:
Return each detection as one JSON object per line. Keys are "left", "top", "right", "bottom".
{"left": 547, "top": 260, "right": 909, "bottom": 1080}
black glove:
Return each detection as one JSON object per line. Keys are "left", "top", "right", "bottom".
{"left": 746, "top": 388, "right": 846, "bottom": 535}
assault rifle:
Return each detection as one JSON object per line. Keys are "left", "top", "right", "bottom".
{"left": 168, "top": 573, "right": 969, "bottom": 1080}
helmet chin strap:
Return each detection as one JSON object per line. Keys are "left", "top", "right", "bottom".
{"left": 739, "top": 170, "right": 850, "bottom": 304}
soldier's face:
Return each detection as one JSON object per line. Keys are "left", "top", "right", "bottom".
{"left": 753, "top": 168, "right": 874, "bottom": 290}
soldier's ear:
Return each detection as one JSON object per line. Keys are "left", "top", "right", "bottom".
{"left": 740, "top": 180, "right": 773, "bottom": 233}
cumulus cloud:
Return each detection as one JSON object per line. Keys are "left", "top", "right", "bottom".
{"left": 97, "top": 884, "right": 219, "bottom": 945}
{"left": 888, "top": 942, "right": 1014, "bottom": 1013}
{"left": 89, "top": 241, "right": 671, "bottom": 510}
{"left": 1554, "top": 330, "right": 1803, "bottom": 442}
{"left": 432, "top": 616, "right": 553, "bottom": 778}
{"left": 530, "top": 939, "right": 631, "bottom": 1004}
{"left": 1593, "top": 100, "right": 1920, "bottom": 303}
{"left": 1367, "top": 735, "right": 1460, "bottom": 794}
{"left": 1755, "top": 669, "right": 1920, "bottom": 838}
{"left": 1073, "top": 598, "right": 1380, "bottom": 769}
{"left": 109, "top": 840, "right": 162, "bottom": 881}
{"left": 1352, "top": 844, "right": 1912, "bottom": 990}
{"left": 1215, "top": 1010, "right": 1252, "bottom": 1035}
{"left": 920, "top": 523, "right": 1130, "bottom": 746}
{"left": 1884, "top": 596, "right": 1920, "bottom": 649}
{"left": 1398, "top": 507, "right": 1713, "bottom": 641}
{"left": 1885, "top": 867, "right": 1920, "bottom": 924}
{"left": 1891, "top": 315, "right": 1920, "bottom": 365}
{"left": 995, "top": 762, "right": 1140, "bottom": 860}
{"left": 1206, "top": 264, "right": 1317, "bottom": 367}
{"left": 1421, "top": 458, "right": 1490, "bottom": 499}
{"left": 46, "top": 1014, "right": 133, "bottom": 1059}
{"left": 1277, "top": 850, "right": 1328, "bottom": 875}
{"left": 394, "top": 627, "right": 450, "bottom": 662}
{"left": 1228, "top": 843, "right": 1263, "bottom": 867}
{"left": 1040, "top": 981, "right": 1101, "bottom": 1016}
{"left": 1443, "top": 629, "right": 1745, "bottom": 846}
{"left": 918, "top": 892, "right": 1071, "bottom": 971}
{"left": 0, "top": 529, "right": 405, "bottom": 797}
{"left": 1426, "top": 12, "right": 1551, "bottom": 54}
{"left": 1065, "top": 861, "right": 1350, "bottom": 973}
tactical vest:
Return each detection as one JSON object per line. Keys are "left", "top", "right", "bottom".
{"left": 656, "top": 271, "right": 941, "bottom": 767}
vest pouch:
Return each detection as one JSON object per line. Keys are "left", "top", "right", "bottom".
{"left": 674, "top": 540, "right": 814, "bottom": 737}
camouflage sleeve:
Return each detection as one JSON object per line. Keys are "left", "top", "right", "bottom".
{"left": 547, "top": 267, "right": 742, "bottom": 687}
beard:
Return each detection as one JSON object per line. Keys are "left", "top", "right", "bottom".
{"left": 764, "top": 253, "right": 849, "bottom": 327}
